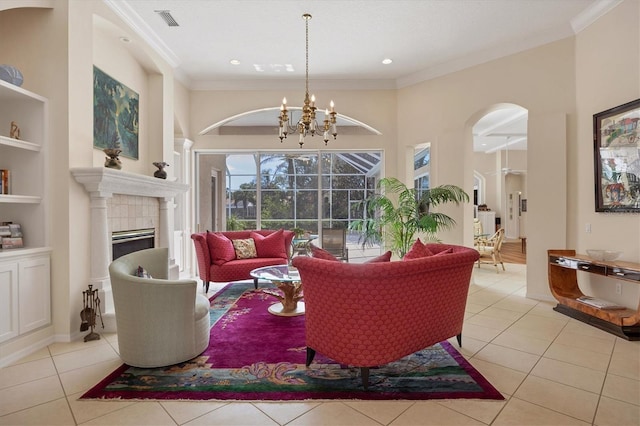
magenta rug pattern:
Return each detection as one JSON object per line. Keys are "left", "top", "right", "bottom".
{"left": 82, "top": 282, "right": 503, "bottom": 401}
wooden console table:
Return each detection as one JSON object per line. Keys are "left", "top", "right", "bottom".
{"left": 548, "top": 250, "right": 640, "bottom": 340}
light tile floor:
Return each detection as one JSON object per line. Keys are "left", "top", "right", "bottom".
{"left": 1, "top": 264, "right": 639, "bottom": 425}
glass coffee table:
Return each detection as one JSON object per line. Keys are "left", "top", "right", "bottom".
{"left": 250, "top": 265, "right": 304, "bottom": 316}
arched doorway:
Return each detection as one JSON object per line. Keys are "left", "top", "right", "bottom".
{"left": 471, "top": 104, "right": 528, "bottom": 264}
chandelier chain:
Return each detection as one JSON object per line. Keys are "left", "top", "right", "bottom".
{"left": 305, "top": 14, "right": 309, "bottom": 96}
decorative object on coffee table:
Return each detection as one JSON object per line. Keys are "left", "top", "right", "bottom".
{"left": 103, "top": 148, "right": 122, "bottom": 169}
{"left": 0, "top": 64, "right": 24, "bottom": 86}
{"left": 9, "top": 121, "right": 20, "bottom": 139}
{"left": 153, "top": 161, "right": 169, "bottom": 179}
{"left": 251, "top": 264, "right": 304, "bottom": 316}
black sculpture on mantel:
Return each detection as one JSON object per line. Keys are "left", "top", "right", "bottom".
{"left": 153, "top": 161, "right": 169, "bottom": 179}
{"left": 80, "top": 284, "right": 104, "bottom": 342}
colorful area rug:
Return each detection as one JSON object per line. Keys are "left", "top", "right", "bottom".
{"left": 82, "top": 282, "right": 503, "bottom": 401}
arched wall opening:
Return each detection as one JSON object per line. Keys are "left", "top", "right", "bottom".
{"left": 466, "top": 103, "right": 528, "bottom": 263}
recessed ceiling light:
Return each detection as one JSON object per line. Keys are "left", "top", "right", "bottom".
{"left": 119, "top": 37, "right": 131, "bottom": 43}
{"left": 230, "top": 59, "right": 240, "bottom": 65}
{"left": 382, "top": 58, "right": 393, "bottom": 65}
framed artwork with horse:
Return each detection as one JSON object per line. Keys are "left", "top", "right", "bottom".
{"left": 593, "top": 98, "right": 640, "bottom": 212}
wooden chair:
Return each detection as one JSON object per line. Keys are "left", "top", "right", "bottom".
{"left": 476, "top": 228, "right": 505, "bottom": 272}
{"left": 321, "top": 228, "right": 349, "bottom": 262}
{"left": 473, "top": 218, "right": 484, "bottom": 247}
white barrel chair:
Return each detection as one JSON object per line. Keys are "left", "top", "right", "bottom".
{"left": 109, "top": 248, "right": 210, "bottom": 367}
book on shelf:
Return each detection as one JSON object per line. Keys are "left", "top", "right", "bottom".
{"left": 8, "top": 223, "right": 22, "bottom": 237}
{"left": 1, "top": 237, "right": 23, "bottom": 249}
{"left": 0, "top": 169, "right": 10, "bottom": 194}
{"left": 577, "top": 296, "right": 625, "bottom": 310}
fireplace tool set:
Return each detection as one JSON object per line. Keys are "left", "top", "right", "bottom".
{"left": 80, "top": 284, "right": 104, "bottom": 342}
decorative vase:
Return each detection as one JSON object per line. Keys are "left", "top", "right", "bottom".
{"left": 104, "top": 148, "right": 122, "bottom": 170}
{"left": 0, "top": 65, "right": 24, "bottom": 87}
{"left": 153, "top": 162, "right": 169, "bottom": 179}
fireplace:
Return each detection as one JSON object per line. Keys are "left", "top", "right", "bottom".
{"left": 112, "top": 228, "right": 155, "bottom": 260}
{"left": 71, "top": 167, "right": 189, "bottom": 332}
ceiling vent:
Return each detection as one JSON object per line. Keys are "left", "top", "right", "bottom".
{"left": 154, "top": 10, "right": 179, "bottom": 27}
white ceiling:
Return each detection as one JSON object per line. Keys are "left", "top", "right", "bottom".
{"left": 104, "top": 0, "right": 618, "bottom": 152}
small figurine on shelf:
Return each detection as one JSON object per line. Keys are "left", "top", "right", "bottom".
{"left": 153, "top": 161, "right": 169, "bottom": 179}
{"left": 9, "top": 121, "right": 20, "bottom": 140}
{"left": 103, "top": 148, "right": 122, "bottom": 170}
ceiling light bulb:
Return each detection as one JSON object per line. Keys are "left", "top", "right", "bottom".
{"left": 230, "top": 59, "right": 240, "bottom": 65}
{"left": 382, "top": 58, "right": 393, "bottom": 65}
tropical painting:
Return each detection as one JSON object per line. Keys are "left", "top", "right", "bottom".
{"left": 93, "top": 66, "right": 139, "bottom": 159}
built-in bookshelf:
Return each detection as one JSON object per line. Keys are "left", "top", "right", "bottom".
{"left": 0, "top": 79, "right": 49, "bottom": 253}
{"left": 0, "top": 80, "right": 51, "bottom": 349}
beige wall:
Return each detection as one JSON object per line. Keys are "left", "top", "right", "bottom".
{"left": 0, "top": 3, "right": 72, "bottom": 340}
{"left": 574, "top": 0, "right": 640, "bottom": 305}
{"left": 1, "top": 1, "right": 179, "bottom": 341}
{"left": 396, "top": 37, "right": 576, "bottom": 300}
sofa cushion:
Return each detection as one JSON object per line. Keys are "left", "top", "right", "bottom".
{"left": 403, "top": 238, "right": 434, "bottom": 260}
{"left": 251, "top": 229, "right": 287, "bottom": 258}
{"left": 232, "top": 238, "right": 258, "bottom": 259}
{"left": 206, "top": 232, "right": 236, "bottom": 265}
{"left": 365, "top": 250, "right": 392, "bottom": 263}
{"left": 310, "top": 244, "right": 339, "bottom": 261}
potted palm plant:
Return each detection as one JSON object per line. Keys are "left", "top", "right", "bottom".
{"left": 349, "top": 177, "right": 469, "bottom": 258}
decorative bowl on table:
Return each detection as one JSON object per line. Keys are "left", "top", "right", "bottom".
{"left": 586, "top": 249, "right": 622, "bottom": 262}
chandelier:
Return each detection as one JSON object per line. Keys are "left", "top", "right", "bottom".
{"left": 278, "top": 13, "right": 337, "bottom": 148}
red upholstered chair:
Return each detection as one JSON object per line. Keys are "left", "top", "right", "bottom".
{"left": 191, "top": 229, "right": 294, "bottom": 293}
{"left": 292, "top": 243, "right": 479, "bottom": 389}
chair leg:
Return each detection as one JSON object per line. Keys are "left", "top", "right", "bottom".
{"left": 497, "top": 252, "right": 506, "bottom": 270}
{"left": 254, "top": 277, "right": 259, "bottom": 290}
{"left": 204, "top": 281, "right": 210, "bottom": 293}
{"left": 491, "top": 252, "right": 499, "bottom": 272}
{"left": 306, "top": 347, "right": 316, "bottom": 367}
{"left": 456, "top": 333, "right": 462, "bottom": 347}
{"left": 361, "top": 367, "right": 370, "bottom": 390}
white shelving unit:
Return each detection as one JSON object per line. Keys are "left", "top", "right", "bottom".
{"left": 0, "top": 79, "right": 49, "bottom": 252}
{"left": 0, "top": 79, "right": 51, "bottom": 346}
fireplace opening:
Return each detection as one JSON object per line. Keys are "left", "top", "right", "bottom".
{"left": 112, "top": 228, "right": 155, "bottom": 260}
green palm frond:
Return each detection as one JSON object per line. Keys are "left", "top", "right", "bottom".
{"left": 348, "top": 177, "right": 469, "bottom": 258}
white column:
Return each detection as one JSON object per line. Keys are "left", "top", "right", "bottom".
{"left": 159, "top": 197, "right": 180, "bottom": 279}
{"left": 88, "top": 192, "right": 114, "bottom": 313}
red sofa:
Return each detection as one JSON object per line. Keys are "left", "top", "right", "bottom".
{"left": 191, "top": 229, "right": 294, "bottom": 293}
{"left": 292, "top": 243, "right": 479, "bottom": 389}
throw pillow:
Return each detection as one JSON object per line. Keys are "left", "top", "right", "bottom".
{"left": 403, "top": 238, "right": 435, "bottom": 260}
{"left": 310, "top": 244, "right": 339, "bottom": 261}
{"left": 365, "top": 250, "right": 392, "bottom": 263}
{"left": 251, "top": 229, "right": 287, "bottom": 258}
{"left": 232, "top": 238, "right": 258, "bottom": 259}
{"left": 206, "top": 232, "right": 236, "bottom": 265}
{"left": 433, "top": 247, "right": 454, "bottom": 256}
{"left": 135, "top": 265, "right": 152, "bottom": 278}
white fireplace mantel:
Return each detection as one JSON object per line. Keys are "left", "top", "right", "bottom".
{"left": 71, "top": 167, "right": 188, "bottom": 199}
{"left": 71, "top": 167, "right": 189, "bottom": 332}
